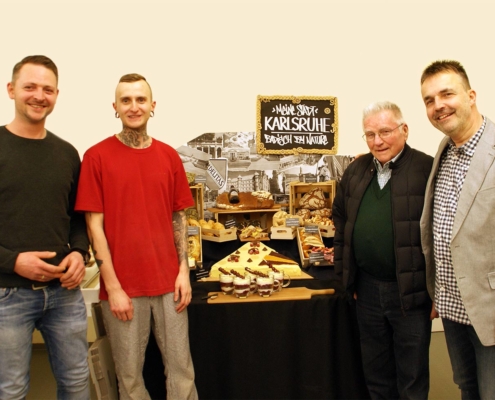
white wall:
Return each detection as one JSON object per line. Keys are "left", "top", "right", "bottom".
{"left": 1, "top": 0, "right": 494, "bottom": 157}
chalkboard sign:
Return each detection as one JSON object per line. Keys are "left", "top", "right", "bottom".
{"left": 256, "top": 95, "right": 338, "bottom": 155}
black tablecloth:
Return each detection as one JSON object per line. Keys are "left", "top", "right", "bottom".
{"left": 144, "top": 278, "right": 369, "bottom": 400}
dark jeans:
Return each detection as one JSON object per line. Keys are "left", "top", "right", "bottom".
{"left": 356, "top": 272, "right": 431, "bottom": 400}
{"left": 442, "top": 318, "right": 495, "bottom": 400}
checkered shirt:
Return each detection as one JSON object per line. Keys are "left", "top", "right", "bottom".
{"left": 433, "top": 116, "right": 486, "bottom": 324}
{"left": 373, "top": 148, "right": 403, "bottom": 189}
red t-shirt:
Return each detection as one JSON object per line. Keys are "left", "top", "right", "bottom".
{"left": 75, "top": 136, "right": 194, "bottom": 300}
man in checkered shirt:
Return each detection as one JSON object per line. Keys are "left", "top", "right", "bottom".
{"left": 420, "top": 60, "right": 495, "bottom": 400}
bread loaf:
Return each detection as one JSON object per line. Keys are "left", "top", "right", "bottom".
{"left": 310, "top": 208, "right": 331, "bottom": 217}
{"left": 299, "top": 188, "right": 326, "bottom": 209}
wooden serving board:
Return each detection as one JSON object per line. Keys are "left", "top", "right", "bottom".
{"left": 207, "top": 287, "right": 335, "bottom": 304}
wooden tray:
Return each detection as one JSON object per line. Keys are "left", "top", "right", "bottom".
{"left": 207, "top": 287, "right": 335, "bottom": 303}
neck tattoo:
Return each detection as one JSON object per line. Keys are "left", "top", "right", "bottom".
{"left": 118, "top": 127, "right": 152, "bottom": 149}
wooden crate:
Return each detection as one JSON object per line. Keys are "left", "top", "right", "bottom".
{"left": 297, "top": 228, "right": 333, "bottom": 268}
{"left": 304, "top": 221, "right": 335, "bottom": 238}
{"left": 188, "top": 184, "right": 204, "bottom": 220}
{"left": 318, "top": 224, "right": 335, "bottom": 238}
{"left": 296, "top": 227, "right": 324, "bottom": 268}
{"left": 289, "top": 181, "right": 336, "bottom": 216}
{"left": 270, "top": 226, "right": 296, "bottom": 240}
{"left": 201, "top": 227, "right": 237, "bottom": 242}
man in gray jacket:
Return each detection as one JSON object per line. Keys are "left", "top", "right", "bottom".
{"left": 420, "top": 60, "right": 495, "bottom": 399}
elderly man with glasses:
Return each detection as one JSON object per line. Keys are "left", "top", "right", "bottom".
{"left": 333, "top": 101, "right": 435, "bottom": 399}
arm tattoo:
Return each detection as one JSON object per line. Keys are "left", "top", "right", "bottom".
{"left": 172, "top": 210, "right": 188, "bottom": 263}
{"left": 89, "top": 240, "right": 103, "bottom": 268}
{"left": 86, "top": 213, "right": 108, "bottom": 269}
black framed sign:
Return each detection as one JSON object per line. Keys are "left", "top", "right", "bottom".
{"left": 256, "top": 95, "right": 338, "bottom": 155}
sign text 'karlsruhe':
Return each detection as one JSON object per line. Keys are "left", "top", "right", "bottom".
{"left": 256, "top": 96, "right": 338, "bottom": 155}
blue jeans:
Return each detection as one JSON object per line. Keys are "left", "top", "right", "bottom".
{"left": 356, "top": 272, "right": 432, "bottom": 400}
{"left": 0, "top": 283, "right": 89, "bottom": 400}
{"left": 442, "top": 318, "right": 495, "bottom": 400}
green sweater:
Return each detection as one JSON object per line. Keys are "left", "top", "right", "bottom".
{"left": 0, "top": 126, "right": 89, "bottom": 287}
{"left": 352, "top": 177, "right": 396, "bottom": 280}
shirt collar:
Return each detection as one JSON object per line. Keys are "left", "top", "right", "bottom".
{"left": 447, "top": 115, "right": 486, "bottom": 157}
{"left": 373, "top": 147, "right": 404, "bottom": 172}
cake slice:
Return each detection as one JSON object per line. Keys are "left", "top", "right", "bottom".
{"left": 264, "top": 251, "right": 298, "bottom": 265}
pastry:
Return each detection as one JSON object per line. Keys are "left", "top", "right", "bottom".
{"left": 187, "top": 235, "right": 201, "bottom": 261}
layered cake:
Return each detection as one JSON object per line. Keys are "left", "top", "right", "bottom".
{"left": 210, "top": 241, "right": 301, "bottom": 278}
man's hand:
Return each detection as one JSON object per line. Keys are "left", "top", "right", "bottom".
{"left": 108, "top": 288, "right": 134, "bottom": 321}
{"left": 430, "top": 302, "right": 439, "bottom": 320}
{"left": 59, "top": 251, "right": 86, "bottom": 289}
{"left": 174, "top": 269, "right": 192, "bottom": 313}
{"left": 14, "top": 251, "right": 65, "bottom": 282}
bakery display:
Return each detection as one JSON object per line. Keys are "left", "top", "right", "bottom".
{"left": 210, "top": 242, "right": 302, "bottom": 278}
{"left": 215, "top": 190, "right": 274, "bottom": 210}
{"left": 285, "top": 182, "right": 337, "bottom": 239}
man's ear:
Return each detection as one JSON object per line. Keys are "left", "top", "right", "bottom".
{"left": 468, "top": 89, "right": 477, "bottom": 106}
{"left": 402, "top": 123, "right": 409, "bottom": 141}
{"left": 7, "top": 82, "right": 14, "bottom": 100}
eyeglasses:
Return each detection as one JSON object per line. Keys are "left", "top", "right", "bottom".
{"left": 362, "top": 123, "right": 404, "bottom": 142}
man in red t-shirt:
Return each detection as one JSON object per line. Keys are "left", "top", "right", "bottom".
{"left": 76, "top": 74, "right": 198, "bottom": 400}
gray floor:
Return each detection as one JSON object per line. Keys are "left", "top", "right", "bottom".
{"left": 27, "top": 332, "right": 460, "bottom": 400}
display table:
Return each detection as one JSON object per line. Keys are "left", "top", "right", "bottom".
{"left": 144, "top": 279, "right": 369, "bottom": 400}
